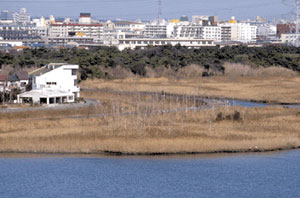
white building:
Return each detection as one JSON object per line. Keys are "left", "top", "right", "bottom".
{"left": 257, "top": 24, "right": 276, "bottom": 37}
{"left": 173, "top": 24, "right": 203, "bottom": 38}
{"left": 18, "top": 63, "right": 80, "bottom": 104}
{"left": 192, "top": 16, "right": 209, "bottom": 23}
{"left": 117, "top": 38, "right": 215, "bottom": 50}
{"left": 280, "top": 33, "right": 299, "bottom": 45}
{"left": 172, "top": 24, "right": 221, "bottom": 42}
{"left": 202, "top": 26, "right": 221, "bottom": 42}
{"left": 144, "top": 21, "right": 168, "bottom": 38}
{"left": 220, "top": 22, "right": 257, "bottom": 43}
{"left": 13, "top": 8, "right": 30, "bottom": 24}
{"left": 32, "top": 17, "right": 47, "bottom": 37}
{"left": 79, "top": 13, "right": 92, "bottom": 24}
{"left": 47, "top": 23, "right": 104, "bottom": 44}
{"left": 113, "top": 21, "right": 145, "bottom": 32}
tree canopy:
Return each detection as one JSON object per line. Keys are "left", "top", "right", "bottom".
{"left": 1, "top": 45, "right": 300, "bottom": 80}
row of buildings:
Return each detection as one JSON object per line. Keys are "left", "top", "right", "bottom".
{"left": 0, "top": 8, "right": 296, "bottom": 50}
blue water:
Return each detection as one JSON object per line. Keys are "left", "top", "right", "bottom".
{"left": 228, "top": 99, "right": 300, "bottom": 108}
{"left": 1, "top": 151, "right": 300, "bottom": 198}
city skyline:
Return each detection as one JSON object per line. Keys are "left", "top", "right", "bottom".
{"left": 0, "top": 0, "right": 294, "bottom": 21}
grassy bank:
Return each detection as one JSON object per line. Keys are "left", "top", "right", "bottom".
{"left": 1, "top": 88, "right": 300, "bottom": 155}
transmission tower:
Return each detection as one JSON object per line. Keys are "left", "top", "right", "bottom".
{"left": 158, "top": 0, "right": 162, "bottom": 20}
{"left": 295, "top": 0, "right": 300, "bottom": 46}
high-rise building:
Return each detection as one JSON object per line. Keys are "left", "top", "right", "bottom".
{"left": 192, "top": 16, "right": 209, "bottom": 23}
{"left": 209, "top": 16, "right": 218, "bottom": 26}
{"left": 220, "top": 22, "right": 257, "bottom": 43}
{"left": 1, "top": 10, "right": 9, "bottom": 20}
{"left": 79, "top": 13, "right": 91, "bottom": 24}
{"left": 13, "top": 8, "right": 30, "bottom": 24}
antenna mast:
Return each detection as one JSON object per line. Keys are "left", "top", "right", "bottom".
{"left": 158, "top": 0, "right": 162, "bottom": 19}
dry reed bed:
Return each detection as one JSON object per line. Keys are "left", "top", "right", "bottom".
{"left": 81, "top": 65, "right": 300, "bottom": 104}
{"left": 1, "top": 72, "right": 300, "bottom": 155}
{"left": 0, "top": 104, "right": 300, "bottom": 154}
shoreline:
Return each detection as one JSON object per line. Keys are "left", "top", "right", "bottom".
{"left": 0, "top": 145, "right": 299, "bottom": 157}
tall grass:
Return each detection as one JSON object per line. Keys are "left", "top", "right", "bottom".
{"left": 1, "top": 89, "right": 300, "bottom": 154}
{"left": 81, "top": 66, "right": 300, "bottom": 104}
{"left": 224, "top": 63, "right": 298, "bottom": 77}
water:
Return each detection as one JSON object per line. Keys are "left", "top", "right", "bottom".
{"left": 1, "top": 151, "right": 300, "bottom": 198}
{"left": 228, "top": 99, "right": 300, "bottom": 108}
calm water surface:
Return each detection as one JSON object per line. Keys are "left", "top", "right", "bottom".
{"left": 0, "top": 151, "right": 300, "bottom": 198}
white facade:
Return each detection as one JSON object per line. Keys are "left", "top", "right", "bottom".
{"left": 281, "top": 33, "right": 299, "bottom": 44}
{"left": 117, "top": 38, "right": 215, "bottom": 50}
{"left": 18, "top": 63, "right": 80, "bottom": 104}
{"left": 144, "top": 21, "right": 168, "bottom": 38}
{"left": 220, "top": 23, "right": 257, "bottom": 43}
{"left": 202, "top": 26, "right": 221, "bottom": 42}
{"left": 172, "top": 24, "right": 221, "bottom": 42}
{"left": 32, "top": 64, "right": 80, "bottom": 96}
{"left": 173, "top": 24, "right": 203, "bottom": 38}
{"left": 48, "top": 24, "right": 104, "bottom": 42}
{"left": 257, "top": 24, "right": 276, "bottom": 36}
{"left": 113, "top": 21, "right": 145, "bottom": 32}
{"left": 13, "top": 8, "right": 30, "bottom": 24}
{"left": 79, "top": 16, "right": 91, "bottom": 24}
{"left": 192, "top": 16, "right": 209, "bottom": 23}
{"left": 0, "top": 40, "right": 23, "bottom": 46}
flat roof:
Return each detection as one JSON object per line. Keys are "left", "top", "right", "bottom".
{"left": 19, "top": 89, "right": 73, "bottom": 98}
{"left": 118, "top": 38, "right": 214, "bottom": 41}
{"left": 50, "top": 24, "right": 103, "bottom": 27}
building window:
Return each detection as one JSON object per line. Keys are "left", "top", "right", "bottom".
{"left": 74, "top": 79, "right": 77, "bottom": 86}
{"left": 72, "top": 69, "right": 77, "bottom": 76}
{"left": 68, "top": 96, "right": 73, "bottom": 100}
{"left": 46, "top": 82, "right": 57, "bottom": 85}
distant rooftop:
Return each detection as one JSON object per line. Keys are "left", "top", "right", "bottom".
{"left": 50, "top": 23, "right": 103, "bottom": 27}
{"left": 114, "top": 21, "right": 142, "bottom": 25}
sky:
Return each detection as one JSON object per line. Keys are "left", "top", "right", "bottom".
{"left": 0, "top": 0, "right": 295, "bottom": 21}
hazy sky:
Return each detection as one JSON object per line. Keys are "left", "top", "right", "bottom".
{"left": 0, "top": 0, "right": 295, "bottom": 21}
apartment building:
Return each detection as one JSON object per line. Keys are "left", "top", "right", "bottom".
{"left": 173, "top": 24, "right": 221, "bottom": 42}
{"left": 117, "top": 38, "right": 215, "bottom": 50}
{"left": 144, "top": 23, "right": 167, "bottom": 38}
{"left": 0, "top": 24, "right": 41, "bottom": 41}
{"left": 47, "top": 13, "right": 104, "bottom": 45}
{"left": 220, "top": 23, "right": 257, "bottom": 43}
{"left": 12, "top": 8, "right": 30, "bottom": 24}
{"left": 113, "top": 21, "right": 145, "bottom": 32}
{"left": 202, "top": 26, "right": 221, "bottom": 42}
{"left": 280, "top": 33, "right": 299, "bottom": 44}
{"left": 221, "top": 26, "right": 231, "bottom": 41}
{"left": 173, "top": 24, "right": 203, "bottom": 38}
{"left": 48, "top": 23, "right": 103, "bottom": 44}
